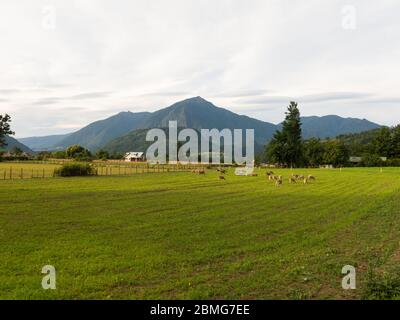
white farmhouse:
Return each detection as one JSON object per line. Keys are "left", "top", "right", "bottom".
{"left": 124, "top": 152, "right": 145, "bottom": 162}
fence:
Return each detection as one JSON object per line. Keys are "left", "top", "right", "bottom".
{"left": 0, "top": 163, "right": 206, "bottom": 180}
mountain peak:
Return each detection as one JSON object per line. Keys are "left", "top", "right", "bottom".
{"left": 176, "top": 96, "right": 211, "bottom": 106}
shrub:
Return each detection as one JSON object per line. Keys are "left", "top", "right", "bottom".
{"left": 55, "top": 163, "right": 97, "bottom": 177}
{"left": 362, "top": 269, "right": 400, "bottom": 300}
{"left": 360, "top": 154, "right": 384, "bottom": 167}
{"left": 387, "top": 158, "right": 400, "bottom": 167}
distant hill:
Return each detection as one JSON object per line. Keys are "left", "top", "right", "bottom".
{"left": 1, "top": 136, "right": 33, "bottom": 153}
{"left": 19, "top": 134, "right": 69, "bottom": 151}
{"left": 299, "top": 115, "right": 381, "bottom": 139}
{"left": 55, "top": 111, "right": 151, "bottom": 150}
{"left": 102, "top": 129, "right": 156, "bottom": 154}
{"left": 336, "top": 127, "right": 385, "bottom": 155}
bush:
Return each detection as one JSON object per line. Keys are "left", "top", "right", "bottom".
{"left": 362, "top": 270, "right": 400, "bottom": 300}
{"left": 360, "top": 154, "right": 384, "bottom": 167}
{"left": 55, "top": 163, "right": 97, "bottom": 177}
{"left": 387, "top": 158, "right": 400, "bottom": 167}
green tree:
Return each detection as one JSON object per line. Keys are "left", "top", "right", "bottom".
{"left": 0, "top": 114, "right": 14, "bottom": 148}
{"left": 265, "top": 130, "right": 287, "bottom": 165}
{"left": 390, "top": 125, "right": 400, "bottom": 158}
{"left": 266, "top": 102, "right": 304, "bottom": 167}
{"left": 373, "top": 127, "right": 392, "bottom": 157}
{"left": 96, "top": 149, "right": 110, "bottom": 160}
{"left": 304, "top": 138, "right": 325, "bottom": 167}
{"left": 360, "top": 153, "right": 384, "bottom": 167}
{"left": 282, "top": 102, "right": 303, "bottom": 167}
{"left": 36, "top": 151, "right": 51, "bottom": 161}
{"left": 66, "top": 145, "right": 92, "bottom": 161}
{"left": 109, "top": 152, "right": 124, "bottom": 160}
{"left": 323, "top": 140, "right": 349, "bottom": 167}
{"left": 52, "top": 150, "right": 67, "bottom": 159}
{"left": 66, "top": 145, "right": 85, "bottom": 158}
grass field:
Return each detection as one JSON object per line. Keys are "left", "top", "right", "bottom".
{"left": 1, "top": 167, "right": 400, "bottom": 299}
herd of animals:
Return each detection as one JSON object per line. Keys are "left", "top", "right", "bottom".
{"left": 190, "top": 168, "right": 316, "bottom": 186}
{"left": 265, "top": 171, "right": 316, "bottom": 186}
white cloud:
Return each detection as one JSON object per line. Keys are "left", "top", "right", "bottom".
{"left": 0, "top": 0, "right": 399, "bottom": 137}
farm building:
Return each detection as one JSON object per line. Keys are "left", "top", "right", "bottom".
{"left": 124, "top": 152, "right": 145, "bottom": 162}
{"left": 349, "top": 156, "right": 387, "bottom": 164}
{"left": 349, "top": 156, "right": 363, "bottom": 164}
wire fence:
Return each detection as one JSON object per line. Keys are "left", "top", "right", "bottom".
{"left": 0, "top": 163, "right": 207, "bottom": 180}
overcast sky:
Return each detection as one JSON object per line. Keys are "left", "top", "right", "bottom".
{"left": 0, "top": 0, "right": 399, "bottom": 137}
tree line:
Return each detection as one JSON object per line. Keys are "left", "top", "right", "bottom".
{"left": 262, "top": 102, "right": 400, "bottom": 167}
{"left": 2, "top": 110, "right": 400, "bottom": 167}
{"left": 0, "top": 115, "right": 124, "bottom": 161}
{"left": 36, "top": 146, "right": 124, "bottom": 161}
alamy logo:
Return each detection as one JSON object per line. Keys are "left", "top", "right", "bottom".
{"left": 41, "top": 265, "right": 56, "bottom": 290}
{"left": 341, "top": 265, "right": 356, "bottom": 290}
{"left": 145, "top": 121, "right": 255, "bottom": 167}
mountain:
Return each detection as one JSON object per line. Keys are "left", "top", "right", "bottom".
{"left": 17, "top": 97, "right": 383, "bottom": 154}
{"left": 19, "top": 134, "right": 69, "bottom": 151}
{"left": 53, "top": 111, "right": 150, "bottom": 151}
{"left": 299, "top": 115, "right": 381, "bottom": 139}
{"left": 141, "top": 97, "right": 277, "bottom": 146}
{"left": 103, "top": 97, "right": 277, "bottom": 153}
{"left": 103, "top": 98, "right": 382, "bottom": 154}
{"left": 1, "top": 136, "right": 33, "bottom": 153}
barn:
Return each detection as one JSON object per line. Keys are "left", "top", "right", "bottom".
{"left": 124, "top": 152, "right": 145, "bottom": 162}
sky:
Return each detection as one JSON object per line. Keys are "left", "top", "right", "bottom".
{"left": 0, "top": 0, "right": 399, "bottom": 138}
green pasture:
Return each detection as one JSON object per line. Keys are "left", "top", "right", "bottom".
{"left": 1, "top": 167, "right": 399, "bottom": 299}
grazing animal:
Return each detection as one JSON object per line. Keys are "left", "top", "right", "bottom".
{"left": 289, "top": 176, "right": 297, "bottom": 184}
{"left": 298, "top": 175, "right": 305, "bottom": 180}
{"left": 303, "top": 178, "right": 308, "bottom": 184}
{"left": 219, "top": 175, "right": 225, "bottom": 180}
{"left": 275, "top": 178, "right": 283, "bottom": 186}
{"left": 250, "top": 173, "right": 258, "bottom": 177}
{"left": 308, "top": 175, "right": 316, "bottom": 181}
{"left": 220, "top": 169, "right": 226, "bottom": 174}
{"left": 198, "top": 170, "right": 206, "bottom": 175}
